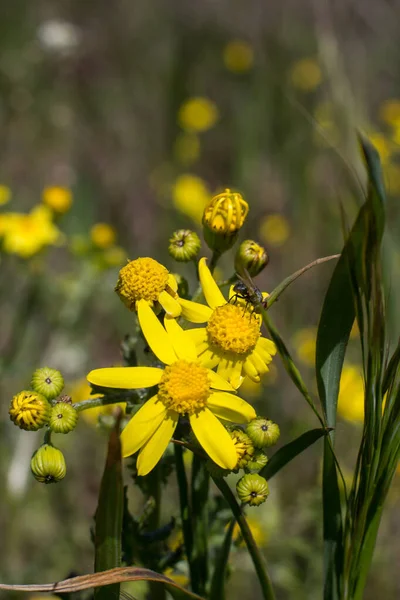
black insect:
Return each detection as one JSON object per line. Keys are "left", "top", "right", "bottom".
{"left": 230, "top": 270, "right": 268, "bottom": 313}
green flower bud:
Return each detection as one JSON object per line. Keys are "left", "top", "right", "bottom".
{"left": 234, "top": 240, "right": 269, "bottom": 277}
{"left": 172, "top": 273, "right": 189, "bottom": 299}
{"left": 202, "top": 189, "right": 248, "bottom": 254}
{"left": 9, "top": 391, "right": 51, "bottom": 431}
{"left": 31, "top": 444, "right": 66, "bottom": 484}
{"left": 246, "top": 418, "right": 280, "bottom": 448}
{"left": 236, "top": 473, "right": 269, "bottom": 506}
{"left": 31, "top": 367, "right": 64, "bottom": 400}
{"left": 49, "top": 403, "right": 78, "bottom": 434}
{"left": 231, "top": 428, "right": 255, "bottom": 469}
{"left": 169, "top": 230, "right": 201, "bottom": 262}
{"left": 245, "top": 450, "right": 269, "bottom": 472}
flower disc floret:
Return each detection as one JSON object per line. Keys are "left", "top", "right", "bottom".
{"left": 116, "top": 257, "right": 170, "bottom": 310}
{"left": 206, "top": 304, "right": 260, "bottom": 355}
{"left": 158, "top": 360, "right": 211, "bottom": 415}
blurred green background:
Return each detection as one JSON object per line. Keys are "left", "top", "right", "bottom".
{"left": 1, "top": 2, "right": 400, "bottom": 599}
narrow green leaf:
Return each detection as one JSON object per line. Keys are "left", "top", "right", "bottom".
{"left": 190, "top": 456, "right": 210, "bottom": 595}
{"left": 209, "top": 519, "right": 235, "bottom": 600}
{"left": 259, "top": 428, "right": 328, "bottom": 480}
{"left": 94, "top": 415, "right": 124, "bottom": 600}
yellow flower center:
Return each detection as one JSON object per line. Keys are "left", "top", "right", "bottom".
{"left": 116, "top": 257, "right": 170, "bottom": 308}
{"left": 206, "top": 304, "right": 260, "bottom": 354}
{"left": 158, "top": 360, "right": 211, "bottom": 415}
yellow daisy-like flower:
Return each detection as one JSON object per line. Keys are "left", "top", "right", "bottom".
{"left": 87, "top": 301, "right": 256, "bottom": 475}
{"left": 1, "top": 205, "right": 62, "bottom": 258}
{"left": 182, "top": 258, "right": 276, "bottom": 388}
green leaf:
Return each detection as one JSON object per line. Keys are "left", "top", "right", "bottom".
{"left": 94, "top": 415, "right": 124, "bottom": 600}
{"left": 259, "top": 428, "right": 328, "bottom": 480}
{"left": 209, "top": 519, "right": 235, "bottom": 600}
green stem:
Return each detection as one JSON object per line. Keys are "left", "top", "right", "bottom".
{"left": 209, "top": 250, "right": 222, "bottom": 275}
{"left": 73, "top": 393, "right": 134, "bottom": 412}
{"left": 190, "top": 456, "right": 210, "bottom": 595}
{"left": 209, "top": 518, "right": 235, "bottom": 600}
{"left": 212, "top": 477, "right": 276, "bottom": 600}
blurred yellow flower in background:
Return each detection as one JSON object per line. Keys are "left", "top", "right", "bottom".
{"left": 289, "top": 58, "right": 322, "bottom": 92}
{"left": 90, "top": 223, "right": 116, "bottom": 248}
{"left": 42, "top": 186, "right": 73, "bottom": 213}
{"left": 174, "top": 133, "right": 201, "bottom": 166}
{"left": 103, "top": 245, "right": 127, "bottom": 267}
{"left": 384, "top": 162, "right": 400, "bottom": 195}
{"left": 368, "top": 133, "right": 393, "bottom": 165}
{"left": 337, "top": 365, "right": 364, "bottom": 423}
{"left": 292, "top": 328, "right": 317, "bottom": 366}
{"left": 232, "top": 516, "right": 267, "bottom": 547}
{"left": 259, "top": 214, "right": 290, "bottom": 247}
{"left": 379, "top": 99, "right": 400, "bottom": 126}
{"left": 223, "top": 40, "right": 254, "bottom": 73}
{"left": 0, "top": 184, "right": 11, "bottom": 206}
{"left": 313, "top": 101, "right": 340, "bottom": 146}
{"left": 69, "top": 379, "right": 126, "bottom": 426}
{"left": 178, "top": 97, "right": 219, "bottom": 133}
{"left": 172, "top": 174, "right": 210, "bottom": 223}
{"left": 1, "top": 205, "right": 62, "bottom": 258}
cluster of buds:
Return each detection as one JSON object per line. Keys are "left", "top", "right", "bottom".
{"left": 9, "top": 367, "right": 79, "bottom": 484}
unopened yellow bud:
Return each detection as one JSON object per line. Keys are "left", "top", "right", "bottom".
{"left": 203, "top": 189, "right": 248, "bottom": 253}
{"left": 235, "top": 240, "right": 269, "bottom": 277}
{"left": 49, "top": 403, "right": 78, "bottom": 434}
{"left": 9, "top": 391, "right": 51, "bottom": 431}
{"left": 31, "top": 444, "right": 66, "bottom": 483}
{"left": 231, "top": 428, "right": 255, "bottom": 469}
{"left": 168, "top": 229, "right": 201, "bottom": 262}
{"left": 236, "top": 473, "right": 269, "bottom": 506}
{"left": 31, "top": 367, "right": 64, "bottom": 400}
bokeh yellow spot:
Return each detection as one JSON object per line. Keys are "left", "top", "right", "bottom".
{"left": 368, "top": 133, "right": 392, "bottom": 165}
{"left": 178, "top": 97, "right": 219, "bottom": 133}
{"left": 90, "top": 223, "right": 116, "bottom": 248}
{"left": 104, "top": 245, "right": 127, "bottom": 267}
{"left": 232, "top": 516, "right": 267, "bottom": 547}
{"left": 174, "top": 132, "right": 201, "bottom": 166}
{"left": 172, "top": 174, "right": 210, "bottom": 223}
{"left": 337, "top": 365, "right": 364, "bottom": 424}
{"left": 42, "top": 186, "right": 73, "bottom": 213}
{"left": 292, "top": 328, "right": 317, "bottom": 366}
{"left": 223, "top": 40, "right": 254, "bottom": 73}
{"left": 259, "top": 214, "right": 290, "bottom": 247}
{"left": 379, "top": 99, "right": 400, "bottom": 126}
{"left": 0, "top": 184, "right": 11, "bottom": 206}
{"left": 289, "top": 58, "right": 322, "bottom": 92}
{"left": 384, "top": 162, "right": 400, "bottom": 196}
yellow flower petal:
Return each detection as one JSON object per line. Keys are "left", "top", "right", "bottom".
{"left": 137, "top": 299, "right": 178, "bottom": 365}
{"left": 190, "top": 408, "right": 237, "bottom": 469}
{"left": 208, "top": 392, "right": 256, "bottom": 423}
{"left": 229, "top": 359, "right": 245, "bottom": 389}
{"left": 168, "top": 273, "right": 178, "bottom": 292}
{"left": 179, "top": 298, "right": 213, "bottom": 323}
{"left": 121, "top": 395, "right": 167, "bottom": 457}
{"left": 198, "top": 348, "right": 220, "bottom": 369}
{"left": 249, "top": 351, "right": 270, "bottom": 376}
{"left": 217, "top": 356, "right": 235, "bottom": 381}
{"left": 186, "top": 328, "right": 209, "bottom": 344}
{"left": 164, "top": 316, "right": 197, "bottom": 361}
{"left": 199, "top": 257, "right": 226, "bottom": 309}
{"left": 158, "top": 290, "right": 182, "bottom": 317}
{"left": 207, "top": 369, "right": 236, "bottom": 391}
{"left": 257, "top": 336, "right": 277, "bottom": 356}
{"left": 243, "top": 358, "right": 261, "bottom": 382}
{"left": 136, "top": 411, "right": 179, "bottom": 475}
{"left": 87, "top": 367, "right": 164, "bottom": 389}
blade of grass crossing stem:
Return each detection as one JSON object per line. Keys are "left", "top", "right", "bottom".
{"left": 315, "top": 135, "right": 386, "bottom": 600}
{"left": 94, "top": 414, "right": 124, "bottom": 600}
{"left": 259, "top": 428, "right": 329, "bottom": 480}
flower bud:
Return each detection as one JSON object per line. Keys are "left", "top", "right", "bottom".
{"left": 31, "top": 367, "right": 64, "bottom": 400}
{"left": 168, "top": 230, "right": 201, "bottom": 262}
{"left": 246, "top": 418, "right": 280, "bottom": 448}
{"left": 49, "top": 403, "right": 78, "bottom": 434}
{"left": 230, "top": 428, "right": 255, "bottom": 469}
{"left": 202, "top": 189, "right": 249, "bottom": 253}
{"left": 245, "top": 450, "right": 269, "bottom": 473}
{"left": 235, "top": 240, "right": 269, "bottom": 277}
{"left": 236, "top": 473, "right": 269, "bottom": 506}
{"left": 9, "top": 391, "right": 51, "bottom": 431}
{"left": 31, "top": 444, "right": 66, "bottom": 483}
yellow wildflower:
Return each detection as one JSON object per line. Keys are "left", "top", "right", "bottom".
{"left": 178, "top": 97, "right": 219, "bottom": 133}
{"left": 182, "top": 258, "right": 276, "bottom": 388}
{"left": 289, "top": 58, "right": 322, "bottom": 92}
{"left": 174, "top": 133, "right": 201, "bottom": 166}
{"left": 90, "top": 223, "right": 116, "bottom": 248}
{"left": 0, "top": 185, "right": 11, "bottom": 206}
{"left": 203, "top": 189, "right": 248, "bottom": 235}
{"left": 337, "top": 365, "right": 364, "bottom": 423}
{"left": 1, "top": 205, "right": 61, "bottom": 258}
{"left": 87, "top": 304, "right": 256, "bottom": 475}
{"left": 42, "top": 186, "right": 73, "bottom": 213}
{"left": 292, "top": 328, "right": 317, "bottom": 366}
{"left": 172, "top": 174, "right": 210, "bottom": 223}
{"left": 223, "top": 40, "right": 254, "bottom": 73}
{"left": 259, "top": 214, "right": 290, "bottom": 247}
{"left": 379, "top": 99, "right": 400, "bottom": 126}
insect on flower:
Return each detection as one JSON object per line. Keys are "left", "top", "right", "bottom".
{"left": 230, "top": 268, "right": 268, "bottom": 313}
